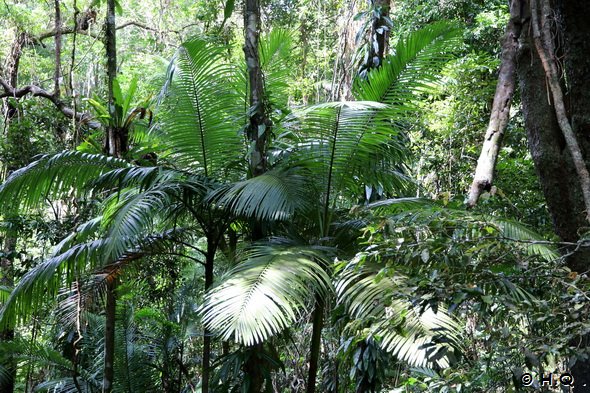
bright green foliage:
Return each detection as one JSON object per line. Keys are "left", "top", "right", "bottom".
{"left": 202, "top": 245, "right": 331, "bottom": 346}
{"left": 0, "top": 0, "right": 581, "bottom": 391}
{"left": 353, "top": 22, "right": 462, "bottom": 106}
{"left": 157, "top": 39, "right": 244, "bottom": 176}
{"left": 0, "top": 152, "right": 130, "bottom": 213}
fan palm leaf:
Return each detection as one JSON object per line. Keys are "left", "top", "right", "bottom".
{"left": 201, "top": 245, "right": 331, "bottom": 346}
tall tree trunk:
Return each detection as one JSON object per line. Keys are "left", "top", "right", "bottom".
{"left": 102, "top": 2, "right": 118, "bottom": 391}
{"left": 517, "top": 0, "right": 590, "bottom": 387}
{"left": 54, "top": 0, "right": 62, "bottom": 98}
{"left": 0, "top": 239, "right": 15, "bottom": 393}
{"left": 0, "top": 31, "right": 31, "bottom": 393}
{"left": 102, "top": 277, "right": 117, "bottom": 393}
{"left": 466, "top": 0, "right": 524, "bottom": 207}
{"left": 330, "top": 0, "right": 362, "bottom": 101}
{"left": 242, "top": 1, "right": 270, "bottom": 390}
{"left": 244, "top": 0, "right": 269, "bottom": 179}
{"left": 359, "top": 0, "right": 391, "bottom": 78}
{"left": 104, "top": 0, "right": 123, "bottom": 158}
{"left": 201, "top": 240, "right": 215, "bottom": 393}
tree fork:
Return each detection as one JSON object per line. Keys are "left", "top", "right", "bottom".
{"left": 466, "top": 0, "right": 525, "bottom": 207}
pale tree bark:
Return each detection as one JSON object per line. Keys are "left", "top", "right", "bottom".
{"left": 0, "top": 22, "right": 99, "bottom": 128}
{"left": 54, "top": 0, "right": 62, "bottom": 98}
{"left": 466, "top": 0, "right": 525, "bottom": 207}
{"left": 330, "top": 0, "right": 362, "bottom": 101}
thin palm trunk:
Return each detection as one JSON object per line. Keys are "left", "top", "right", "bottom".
{"left": 102, "top": 2, "right": 118, "bottom": 391}
{"left": 102, "top": 277, "right": 117, "bottom": 393}
{"left": 243, "top": 0, "right": 270, "bottom": 389}
{"left": 306, "top": 299, "right": 324, "bottom": 393}
{"left": 201, "top": 241, "right": 215, "bottom": 393}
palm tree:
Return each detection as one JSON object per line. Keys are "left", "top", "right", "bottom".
{"left": 201, "top": 21, "right": 464, "bottom": 391}
{"left": 1, "top": 21, "right": 465, "bottom": 392}
{"left": 0, "top": 31, "right": 297, "bottom": 391}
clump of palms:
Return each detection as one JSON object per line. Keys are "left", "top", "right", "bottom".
{"left": 0, "top": 21, "right": 486, "bottom": 390}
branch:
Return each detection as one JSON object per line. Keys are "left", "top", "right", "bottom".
{"left": 0, "top": 77, "right": 100, "bottom": 129}
{"left": 36, "top": 20, "right": 180, "bottom": 43}
{"left": 466, "top": 0, "right": 524, "bottom": 207}
{"left": 530, "top": 0, "right": 590, "bottom": 223}
{"left": 37, "top": 26, "right": 99, "bottom": 42}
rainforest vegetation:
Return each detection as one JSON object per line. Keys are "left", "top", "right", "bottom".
{"left": 1, "top": 0, "right": 590, "bottom": 392}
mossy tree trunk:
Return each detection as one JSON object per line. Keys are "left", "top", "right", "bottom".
{"left": 518, "top": 0, "right": 590, "bottom": 387}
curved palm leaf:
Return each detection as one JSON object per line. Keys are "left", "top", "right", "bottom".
{"left": 201, "top": 245, "right": 331, "bottom": 346}
{"left": 206, "top": 167, "right": 311, "bottom": 222}
{"left": 93, "top": 166, "right": 213, "bottom": 260}
{"left": 336, "top": 259, "right": 462, "bottom": 369}
{"left": 289, "top": 101, "right": 409, "bottom": 209}
{"left": 366, "top": 198, "right": 559, "bottom": 261}
{"left": 260, "top": 29, "right": 295, "bottom": 114}
{"left": 0, "top": 151, "right": 130, "bottom": 213}
{"left": 494, "top": 218, "right": 559, "bottom": 261}
{"left": 0, "top": 228, "right": 182, "bottom": 328}
{"left": 156, "top": 39, "right": 244, "bottom": 177}
{"left": 353, "top": 21, "right": 462, "bottom": 107}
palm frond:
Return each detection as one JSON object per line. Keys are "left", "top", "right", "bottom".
{"left": 493, "top": 218, "right": 559, "bottom": 261}
{"left": 0, "top": 228, "right": 182, "bottom": 328}
{"left": 96, "top": 167, "right": 212, "bottom": 259}
{"left": 206, "top": 167, "right": 311, "bottom": 221}
{"left": 353, "top": 21, "right": 462, "bottom": 106}
{"left": 0, "top": 238, "right": 107, "bottom": 328}
{"left": 260, "top": 29, "right": 295, "bottom": 114}
{"left": 0, "top": 151, "right": 130, "bottom": 213}
{"left": 0, "top": 286, "right": 9, "bottom": 304}
{"left": 156, "top": 39, "right": 244, "bottom": 176}
{"left": 366, "top": 199, "right": 559, "bottom": 261}
{"left": 336, "top": 259, "right": 462, "bottom": 369}
{"left": 201, "top": 245, "right": 331, "bottom": 346}
{"left": 290, "top": 101, "right": 409, "bottom": 207}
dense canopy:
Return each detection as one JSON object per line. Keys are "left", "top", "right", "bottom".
{"left": 1, "top": 0, "right": 590, "bottom": 392}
